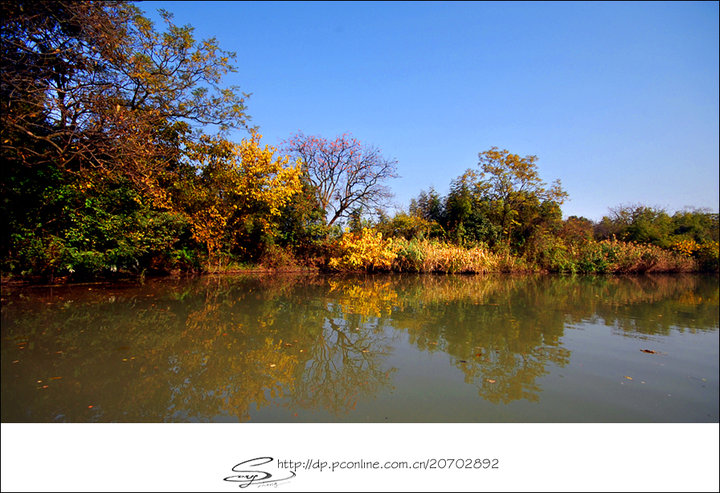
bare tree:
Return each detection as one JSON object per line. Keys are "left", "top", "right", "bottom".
{"left": 283, "top": 132, "right": 398, "bottom": 226}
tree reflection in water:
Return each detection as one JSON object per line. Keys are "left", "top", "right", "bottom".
{"left": 1, "top": 273, "right": 717, "bottom": 422}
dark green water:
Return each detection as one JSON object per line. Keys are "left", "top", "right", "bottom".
{"left": 1, "top": 274, "right": 718, "bottom": 422}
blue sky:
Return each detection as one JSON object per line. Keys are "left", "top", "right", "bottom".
{"left": 143, "top": 1, "right": 719, "bottom": 221}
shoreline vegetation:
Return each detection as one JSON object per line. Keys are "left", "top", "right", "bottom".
{"left": 3, "top": 232, "right": 717, "bottom": 287}
{"left": 2, "top": 2, "right": 718, "bottom": 286}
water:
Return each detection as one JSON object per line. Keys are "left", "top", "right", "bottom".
{"left": 1, "top": 274, "right": 717, "bottom": 422}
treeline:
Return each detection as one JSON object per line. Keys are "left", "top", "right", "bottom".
{"left": 1, "top": 1, "right": 718, "bottom": 281}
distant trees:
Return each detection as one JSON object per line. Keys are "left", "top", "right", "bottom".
{"left": 594, "top": 204, "right": 719, "bottom": 247}
{"left": 283, "top": 132, "right": 398, "bottom": 227}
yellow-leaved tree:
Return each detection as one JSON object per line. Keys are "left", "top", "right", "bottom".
{"left": 182, "top": 131, "right": 303, "bottom": 262}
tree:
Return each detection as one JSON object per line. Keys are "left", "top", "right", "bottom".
{"left": 1, "top": 1, "right": 250, "bottom": 202}
{"left": 596, "top": 204, "right": 672, "bottom": 246}
{"left": 181, "top": 132, "right": 303, "bottom": 260}
{"left": 474, "top": 147, "right": 567, "bottom": 247}
{"left": 409, "top": 187, "right": 444, "bottom": 225}
{"left": 375, "top": 211, "right": 440, "bottom": 240}
{"left": 559, "top": 216, "right": 595, "bottom": 245}
{"left": 670, "top": 208, "right": 719, "bottom": 244}
{"left": 283, "top": 132, "right": 398, "bottom": 227}
{"left": 443, "top": 171, "right": 500, "bottom": 245}
{"left": 1, "top": 1, "right": 252, "bottom": 276}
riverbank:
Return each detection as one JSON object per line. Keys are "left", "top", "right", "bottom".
{"left": 2, "top": 230, "right": 718, "bottom": 286}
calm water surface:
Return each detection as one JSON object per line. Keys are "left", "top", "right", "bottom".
{"left": 1, "top": 274, "right": 718, "bottom": 422}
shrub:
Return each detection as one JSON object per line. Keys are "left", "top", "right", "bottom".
{"left": 328, "top": 228, "right": 399, "bottom": 271}
{"left": 694, "top": 242, "right": 719, "bottom": 272}
{"left": 259, "top": 243, "right": 298, "bottom": 269}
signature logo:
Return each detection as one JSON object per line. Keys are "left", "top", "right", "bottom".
{"left": 224, "top": 457, "right": 296, "bottom": 488}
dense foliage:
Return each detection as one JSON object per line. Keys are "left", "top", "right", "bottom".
{"left": 1, "top": 1, "right": 717, "bottom": 281}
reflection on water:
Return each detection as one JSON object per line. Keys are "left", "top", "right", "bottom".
{"left": 1, "top": 274, "right": 718, "bottom": 422}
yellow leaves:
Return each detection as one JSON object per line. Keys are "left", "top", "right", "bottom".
{"left": 190, "top": 205, "right": 228, "bottom": 256}
{"left": 187, "top": 131, "right": 303, "bottom": 257}
{"left": 670, "top": 239, "right": 699, "bottom": 257}
{"left": 329, "top": 233, "right": 499, "bottom": 274}
{"left": 330, "top": 228, "right": 399, "bottom": 271}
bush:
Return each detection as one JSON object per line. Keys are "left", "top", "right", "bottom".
{"left": 328, "top": 228, "right": 399, "bottom": 271}
{"left": 259, "top": 243, "right": 298, "bottom": 269}
{"left": 394, "top": 238, "right": 426, "bottom": 272}
{"left": 694, "top": 242, "right": 719, "bottom": 272}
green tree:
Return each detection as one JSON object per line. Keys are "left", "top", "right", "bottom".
{"left": 671, "top": 208, "right": 719, "bottom": 244}
{"left": 596, "top": 204, "right": 672, "bottom": 246}
{"left": 375, "top": 211, "right": 441, "bottom": 240}
{"left": 443, "top": 171, "right": 499, "bottom": 245}
{"left": 409, "top": 187, "right": 445, "bottom": 225}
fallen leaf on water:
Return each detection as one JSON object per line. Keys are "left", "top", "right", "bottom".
{"left": 640, "top": 349, "right": 657, "bottom": 354}
{"left": 624, "top": 376, "right": 633, "bottom": 380}
{"left": 487, "top": 379, "right": 496, "bottom": 383}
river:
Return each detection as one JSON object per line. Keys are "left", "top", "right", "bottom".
{"left": 1, "top": 273, "right": 717, "bottom": 422}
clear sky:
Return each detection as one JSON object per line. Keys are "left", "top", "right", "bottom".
{"left": 142, "top": 1, "right": 719, "bottom": 221}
